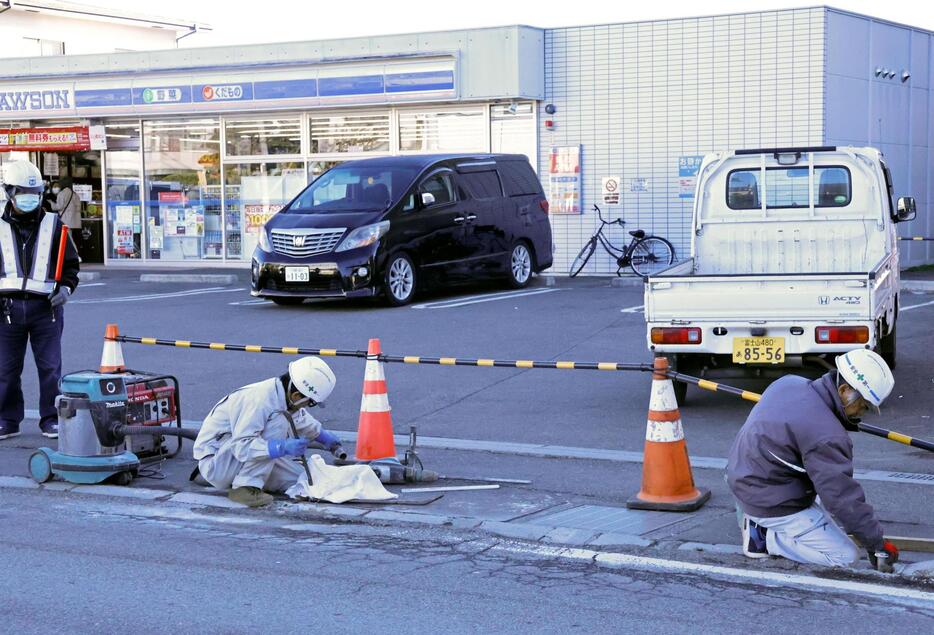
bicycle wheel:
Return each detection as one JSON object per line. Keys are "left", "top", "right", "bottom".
{"left": 629, "top": 236, "right": 675, "bottom": 276}
{"left": 569, "top": 237, "right": 598, "bottom": 277}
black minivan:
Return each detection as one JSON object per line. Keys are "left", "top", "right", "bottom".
{"left": 251, "top": 154, "right": 553, "bottom": 306}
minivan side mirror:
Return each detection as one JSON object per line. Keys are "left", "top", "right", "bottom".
{"left": 896, "top": 196, "right": 917, "bottom": 222}
{"left": 420, "top": 192, "right": 436, "bottom": 207}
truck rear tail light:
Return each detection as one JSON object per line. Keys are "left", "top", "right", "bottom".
{"left": 651, "top": 327, "right": 702, "bottom": 345}
{"left": 815, "top": 326, "right": 869, "bottom": 344}
{"left": 539, "top": 199, "right": 550, "bottom": 213}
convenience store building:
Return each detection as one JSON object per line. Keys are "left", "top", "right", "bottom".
{"left": 0, "top": 7, "right": 931, "bottom": 271}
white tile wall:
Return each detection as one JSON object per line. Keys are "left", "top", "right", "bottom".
{"left": 541, "top": 8, "right": 826, "bottom": 274}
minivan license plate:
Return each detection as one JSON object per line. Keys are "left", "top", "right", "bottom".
{"left": 732, "top": 337, "right": 785, "bottom": 364}
{"left": 285, "top": 266, "right": 310, "bottom": 282}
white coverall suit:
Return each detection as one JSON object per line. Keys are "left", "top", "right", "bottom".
{"left": 193, "top": 378, "right": 322, "bottom": 492}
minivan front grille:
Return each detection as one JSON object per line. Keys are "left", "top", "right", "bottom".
{"left": 270, "top": 228, "right": 346, "bottom": 257}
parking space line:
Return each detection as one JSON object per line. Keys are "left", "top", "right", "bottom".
{"left": 620, "top": 304, "right": 644, "bottom": 314}
{"left": 78, "top": 283, "right": 106, "bottom": 288}
{"left": 901, "top": 299, "right": 934, "bottom": 312}
{"left": 411, "top": 288, "right": 561, "bottom": 310}
{"left": 71, "top": 287, "right": 246, "bottom": 304}
{"left": 229, "top": 299, "right": 271, "bottom": 306}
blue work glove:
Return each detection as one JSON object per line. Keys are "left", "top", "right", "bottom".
{"left": 267, "top": 437, "right": 309, "bottom": 459}
{"left": 49, "top": 287, "right": 70, "bottom": 308}
{"left": 314, "top": 429, "right": 342, "bottom": 452}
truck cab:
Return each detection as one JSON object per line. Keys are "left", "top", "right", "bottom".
{"left": 644, "top": 146, "right": 916, "bottom": 402}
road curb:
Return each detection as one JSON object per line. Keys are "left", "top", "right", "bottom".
{"left": 78, "top": 271, "right": 101, "bottom": 281}
{"left": 139, "top": 274, "right": 242, "bottom": 284}
{"left": 539, "top": 274, "right": 644, "bottom": 288}
{"left": 902, "top": 280, "right": 934, "bottom": 292}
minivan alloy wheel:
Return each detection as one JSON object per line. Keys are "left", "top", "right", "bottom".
{"left": 388, "top": 256, "right": 415, "bottom": 302}
{"left": 510, "top": 243, "right": 532, "bottom": 287}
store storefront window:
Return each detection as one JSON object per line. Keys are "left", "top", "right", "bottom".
{"left": 398, "top": 109, "right": 485, "bottom": 152}
{"left": 308, "top": 160, "right": 342, "bottom": 182}
{"left": 309, "top": 112, "right": 390, "bottom": 153}
{"left": 104, "top": 123, "right": 143, "bottom": 259}
{"left": 491, "top": 103, "right": 537, "bottom": 168}
{"left": 143, "top": 118, "right": 222, "bottom": 260}
{"left": 224, "top": 162, "right": 306, "bottom": 260}
{"left": 225, "top": 118, "right": 302, "bottom": 156}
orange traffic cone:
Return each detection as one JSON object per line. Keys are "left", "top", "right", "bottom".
{"left": 627, "top": 356, "right": 710, "bottom": 512}
{"left": 355, "top": 338, "right": 398, "bottom": 461}
{"left": 99, "top": 323, "right": 126, "bottom": 373}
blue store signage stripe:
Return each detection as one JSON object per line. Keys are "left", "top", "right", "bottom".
{"left": 253, "top": 78, "right": 318, "bottom": 100}
{"left": 75, "top": 88, "right": 133, "bottom": 108}
{"left": 385, "top": 70, "right": 455, "bottom": 93}
{"left": 318, "top": 74, "right": 384, "bottom": 97}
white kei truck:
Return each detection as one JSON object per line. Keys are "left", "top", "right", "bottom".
{"left": 644, "top": 146, "right": 917, "bottom": 404}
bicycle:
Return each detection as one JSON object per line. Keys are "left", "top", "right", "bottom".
{"left": 569, "top": 205, "right": 675, "bottom": 277}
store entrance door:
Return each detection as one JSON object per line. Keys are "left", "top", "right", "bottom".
{"left": 35, "top": 149, "right": 104, "bottom": 264}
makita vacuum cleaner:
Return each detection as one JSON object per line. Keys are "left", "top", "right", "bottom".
{"left": 28, "top": 371, "right": 197, "bottom": 486}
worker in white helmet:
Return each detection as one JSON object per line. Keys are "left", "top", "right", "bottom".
{"left": 0, "top": 160, "right": 79, "bottom": 441}
{"left": 727, "top": 349, "right": 899, "bottom": 572}
{"left": 192, "top": 357, "right": 345, "bottom": 507}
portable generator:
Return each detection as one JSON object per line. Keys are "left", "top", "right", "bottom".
{"left": 28, "top": 371, "right": 197, "bottom": 486}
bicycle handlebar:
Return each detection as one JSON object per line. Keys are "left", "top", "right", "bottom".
{"left": 592, "top": 204, "right": 625, "bottom": 226}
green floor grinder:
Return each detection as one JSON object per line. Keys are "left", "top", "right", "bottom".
{"left": 28, "top": 371, "right": 197, "bottom": 486}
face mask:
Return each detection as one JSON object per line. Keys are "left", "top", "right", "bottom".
{"left": 52, "top": 187, "right": 60, "bottom": 195}
{"left": 13, "top": 193, "right": 40, "bottom": 213}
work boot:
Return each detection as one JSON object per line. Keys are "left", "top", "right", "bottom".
{"left": 39, "top": 419, "right": 58, "bottom": 439}
{"left": 228, "top": 486, "right": 274, "bottom": 508}
{"left": 0, "top": 421, "right": 20, "bottom": 440}
{"left": 741, "top": 516, "right": 769, "bottom": 559}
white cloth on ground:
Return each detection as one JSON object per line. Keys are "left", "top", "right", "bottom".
{"left": 286, "top": 455, "right": 397, "bottom": 503}
{"left": 193, "top": 377, "right": 323, "bottom": 492}
{"left": 748, "top": 500, "right": 860, "bottom": 568}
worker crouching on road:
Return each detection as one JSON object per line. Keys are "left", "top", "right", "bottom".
{"left": 727, "top": 349, "right": 900, "bottom": 572}
{"left": 193, "top": 357, "right": 344, "bottom": 507}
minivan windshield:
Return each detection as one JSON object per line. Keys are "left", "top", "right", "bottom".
{"left": 286, "top": 165, "right": 418, "bottom": 213}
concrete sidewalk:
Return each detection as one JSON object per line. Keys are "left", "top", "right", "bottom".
{"left": 3, "top": 425, "right": 933, "bottom": 583}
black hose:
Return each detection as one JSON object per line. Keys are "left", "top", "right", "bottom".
{"left": 117, "top": 425, "right": 199, "bottom": 441}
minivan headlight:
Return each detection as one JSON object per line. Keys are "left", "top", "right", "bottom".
{"left": 336, "top": 221, "right": 390, "bottom": 252}
{"left": 258, "top": 228, "right": 272, "bottom": 252}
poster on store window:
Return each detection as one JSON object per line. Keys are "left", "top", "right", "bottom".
{"left": 113, "top": 224, "right": 135, "bottom": 255}
{"left": 43, "top": 153, "right": 59, "bottom": 177}
{"left": 74, "top": 184, "right": 93, "bottom": 202}
{"left": 547, "top": 146, "right": 581, "bottom": 214}
{"left": 244, "top": 204, "right": 284, "bottom": 233}
{"left": 149, "top": 220, "right": 163, "bottom": 250}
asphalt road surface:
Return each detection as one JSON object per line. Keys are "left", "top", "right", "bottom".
{"left": 3, "top": 487, "right": 932, "bottom": 634}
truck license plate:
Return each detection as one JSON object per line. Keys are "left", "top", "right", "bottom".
{"left": 732, "top": 337, "right": 785, "bottom": 364}
{"left": 285, "top": 266, "right": 310, "bottom": 282}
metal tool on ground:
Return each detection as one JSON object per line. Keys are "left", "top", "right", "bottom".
{"left": 337, "top": 426, "right": 439, "bottom": 484}
{"left": 400, "top": 484, "right": 500, "bottom": 494}
{"left": 28, "top": 371, "right": 198, "bottom": 485}
{"left": 438, "top": 476, "right": 533, "bottom": 484}
{"left": 284, "top": 410, "right": 313, "bottom": 488}
{"left": 627, "top": 356, "right": 710, "bottom": 512}
{"left": 668, "top": 369, "right": 934, "bottom": 453}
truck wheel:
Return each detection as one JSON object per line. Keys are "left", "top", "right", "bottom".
{"left": 879, "top": 322, "right": 897, "bottom": 369}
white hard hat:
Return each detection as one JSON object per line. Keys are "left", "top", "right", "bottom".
{"left": 3, "top": 160, "right": 44, "bottom": 195}
{"left": 835, "top": 349, "right": 894, "bottom": 410}
{"left": 288, "top": 356, "right": 336, "bottom": 404}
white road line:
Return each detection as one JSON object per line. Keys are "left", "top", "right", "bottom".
{"left": 411, "top": 288, "right": 561, "bottom": 310}
{"left": 229, "top": 299, "right": 271, "bottom": 306}
{"left": 902, "top": 299, "right": 934, "bottom": 312}
{"left": 78, "top": 283, "right": 106, "bottom": 288}
{"left": 500, "top": 544, "right": 934, "bottom": 609}
{"left": 72, "top": 287, "right": 246, "bottom": 304}
{"left": 619, "top": 304, "right": 644, "bottom": 313}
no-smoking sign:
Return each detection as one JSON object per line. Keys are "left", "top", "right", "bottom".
{"left": 602, "top": 176, "right": 621, "bottom": 205}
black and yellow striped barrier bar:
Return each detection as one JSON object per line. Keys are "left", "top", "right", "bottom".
{"left": 669, "top": 369, "right": 934, "bottom": 453}
{"left": 114, "top": 335, "right": 653, "bottom": 373}
{"left": 899, "top": 236, "right": 933, "bottom": 241}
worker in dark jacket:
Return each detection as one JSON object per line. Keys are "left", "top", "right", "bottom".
{"left": 727, "top": 349, "right": 899, "bottom": 572}
{"left": 0, "top": 160, "right": 79, "bottom": 440}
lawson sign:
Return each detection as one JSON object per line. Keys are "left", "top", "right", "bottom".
{"left": 0, "top": 88, "right": 71, "bottom": 113}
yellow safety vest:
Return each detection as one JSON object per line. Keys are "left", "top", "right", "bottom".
{"left": 0, "top": 213, "right": 58, "bottom": 295}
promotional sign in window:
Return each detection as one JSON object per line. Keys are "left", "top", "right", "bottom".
{"left": 678, "top": 155, "right": 705, "bottom": 199}
{"left": 548, "top": 146, "right": 581, "bottom": 214}
{"left": 0, "top": 126, "right": 90, "bottom": 151}
{"left": 244, "top": 204, "right": 283, "bottom": 233}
